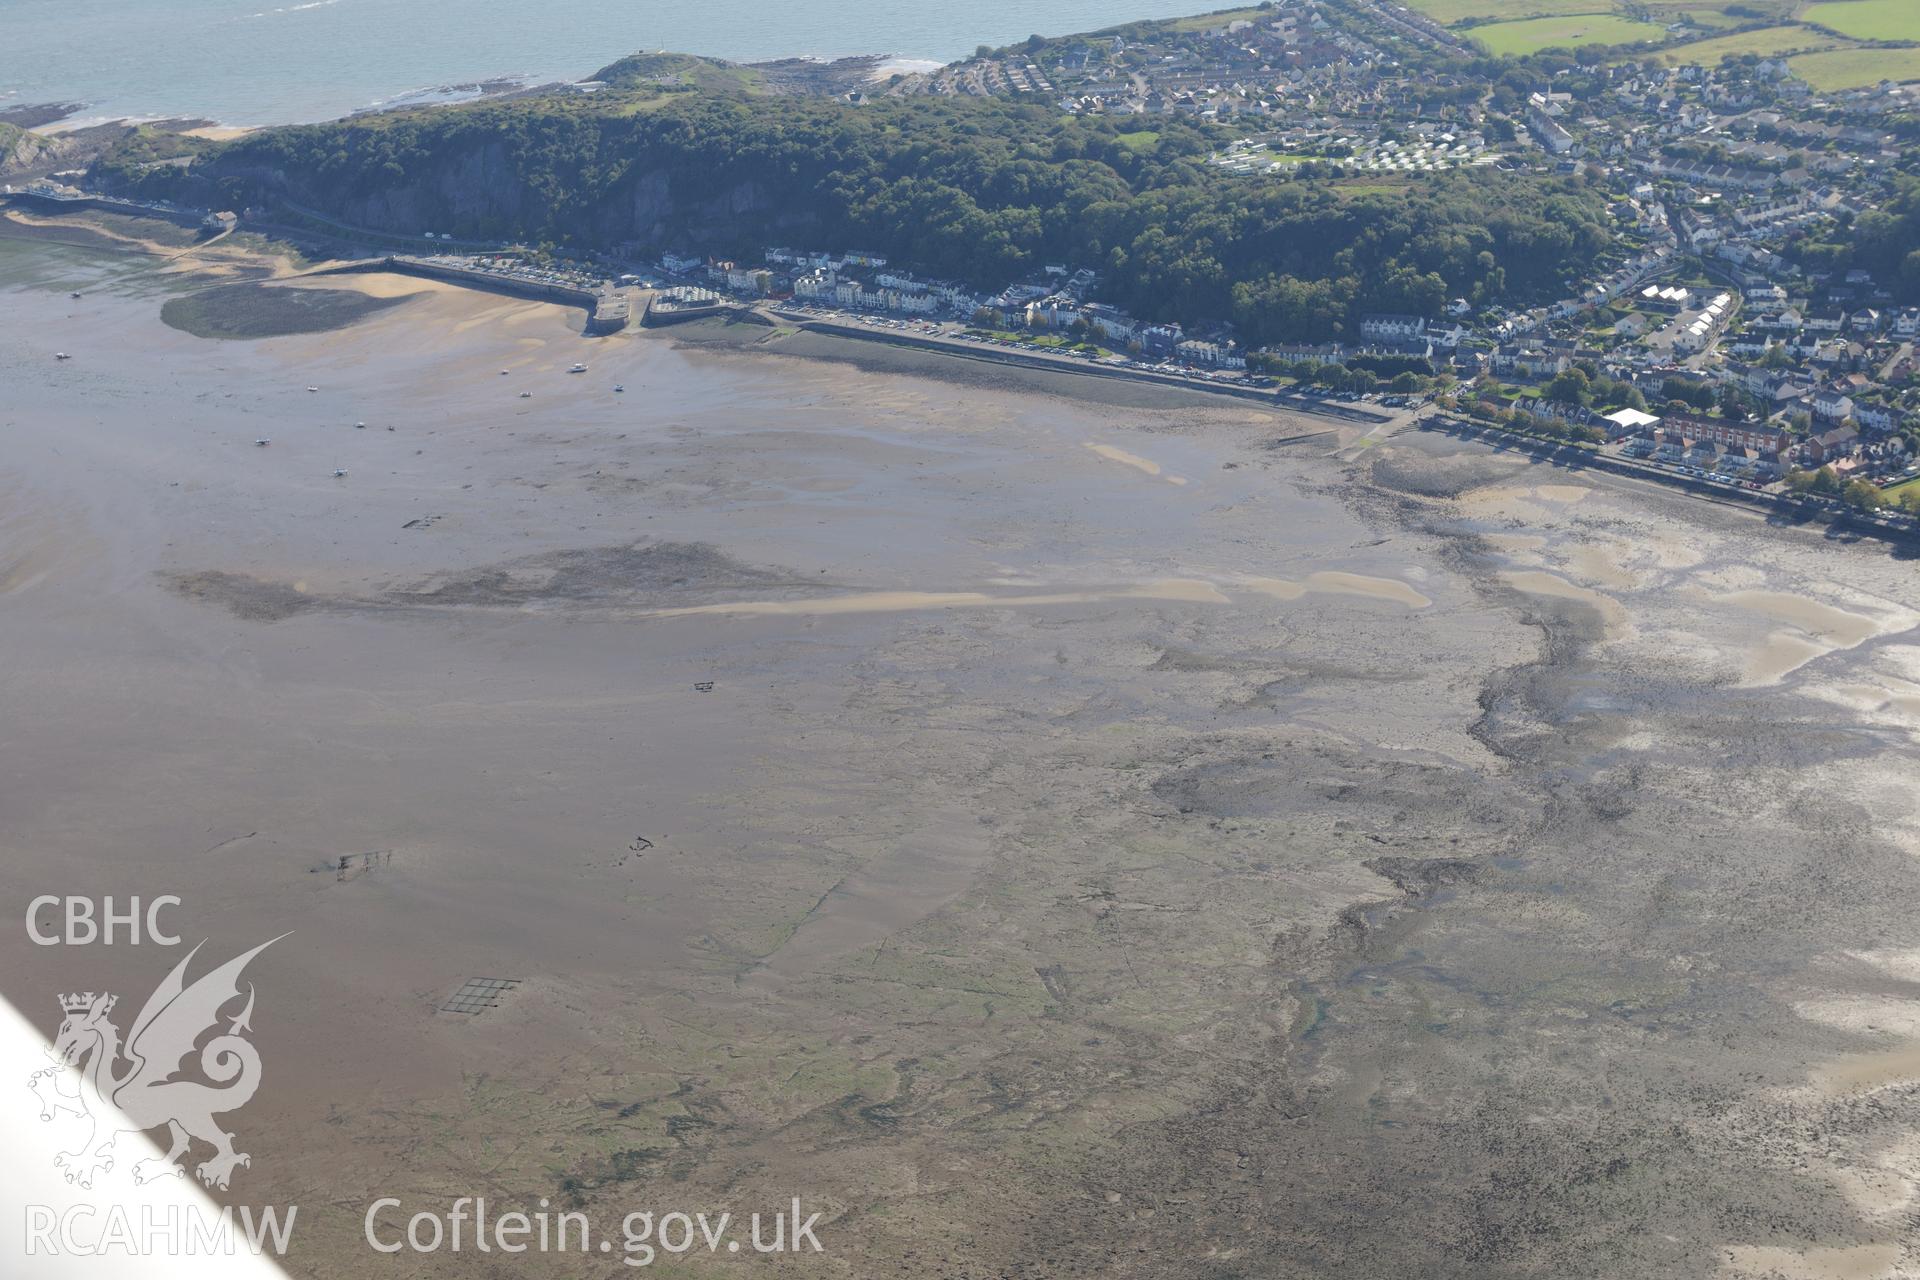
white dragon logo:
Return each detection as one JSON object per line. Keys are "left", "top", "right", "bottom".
{"left": 26, "top": 937, "right": 284, "bottom": 1191}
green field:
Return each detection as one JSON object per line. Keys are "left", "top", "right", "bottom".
{"left": 1114, "top": 129, "right": 1161, "bottom": 152}
{"left": 1663, "top": 8, "right": 1745, "bottom": 30}
{"left": 1646, "top": 23, "right": 1842, "bottom": 64}
{"left": 1653, "top": 0, "right": 1801, "bottom": 23}
{"left": 1406, "top": 0, "right": 1604, "bottom": 26}
{"left": 1163, "top": 6, "right": 1269, "bottom": 31}
{"left": 1790, "top": 44, "right": 1920, "bottom": 88}
{"left": 1404, "top": 0, "right": 1798, "bottom": 31}
{"left": 1802, "top": 0, "right": 1920, "bottom": 42}
{"left": 1465, "top": 11, "right": 1668, "bottom": 54}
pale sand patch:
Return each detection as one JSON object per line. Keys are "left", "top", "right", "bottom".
{"left": 1881, "top": 645, "right": 1920, "bottom": 679}
{"left": 454, "top": 300, "right": 560, "bottom": 334}
{"left": 1719, "top": 1243, "right": 1900, "bottom": 1280}
{"left": 1307, "top": 571, "right": 1431, "bottom": 609}
{"left": 1646, "top": 531, "right": 1708, "bottom": 571}
{"left": 1459, "top": 482, "right": 1591, "bottom": 525}
{"left": 5, "top": 208, "right": 310, "bottom": 283}
{"left": 1718, "top": 591, "right": 1887, "bottom": 646}
{"left": 1813, "top": 1044, "right": 1920, "bottom": 1096}
{"left": 1565, "top": 544, "right": 1639, "bottom": 591}
{"left": 181, "top": 125, "right": 257, "bottom": 141}
{"left": 1497, "top": 570, "right": 1630, "bottom": 635}
{"left": 1243, "top": 572, "right": 1431, "bottom": 610}
{"left": 1846, "top": 948, "right": 1920, "bottom": 985}
{"left": 1794, "top": 994, "right": 1920, "bottom": 1040}
{"left": 640, "top": 579, "right": 1232, "bottom": 619}
{"left": 1749, "top": 633, "right": 1833, "bottom": 686}
{"left": 2, "top": 210, "right": 183, "bottom": 262}
{"left": 1468, "top": 483, "right": 1591, "bottom": 506}
{"left": 1713, "top": 590, "right": 1899, "bottom": 686}
{"left": 1084, "top": 442, "right": 1160, "bottom": 475}
{"left": 286, "top": 270, "right": 455, "bottom": 300}
{"left": 1084, "top": 443, "right": 1190, "bottom": 486}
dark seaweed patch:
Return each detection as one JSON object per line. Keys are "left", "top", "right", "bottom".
{"left": 161, "top": 282, "right": 405, "bottom": 339}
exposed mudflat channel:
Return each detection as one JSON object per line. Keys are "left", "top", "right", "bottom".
{"left": 3, "top": 243, "right": 1920, "bottom": 1279}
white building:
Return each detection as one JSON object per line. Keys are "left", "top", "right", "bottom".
{"left": 725, "top": 266, "right": 771, "bottom": 295}
{"left": 793, "top": 269, "right": 835, "bottom": 301}
{"left": 1359, "top": 313, "right": 1427, "bottom": 343}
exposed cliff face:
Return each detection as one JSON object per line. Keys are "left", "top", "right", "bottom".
{"left": 325, "top": 141, "right": 533, "bottom": 234}
{"left": 150, "top": 117, "right": 810, "bottom": 254}
{"left": 317, "top": 161, "right": 788, "bottom": 250}
{"left": 1, "top": 125, "right": 70, "bottom": 179}
{"left": 17, "top": 120, "right": 200, "bottom": 184}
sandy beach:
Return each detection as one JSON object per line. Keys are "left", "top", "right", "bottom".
{"left": 4, "top": 234, "right": 1920, "bottom": 1279}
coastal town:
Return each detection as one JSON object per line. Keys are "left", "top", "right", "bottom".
{"left": 689, "top": 235, "right": 1920, "bottom": 519}
{"left": 348, "top": 215, "right": 1920, "bottom": 531}
{"left": 11, "top": 166, "right": 1919, "bottom": 531}
{"left": 878, "top": 0, "right": 1920, "bottom": 518}
{"left": 404, "top": 0, "right": 1920, "bottom": 522}
{"left": 9, "top": 0, "right": 1920, "bottom": 525}
{"left": 416, "top": 96, "right": 1920, "bottom": 527}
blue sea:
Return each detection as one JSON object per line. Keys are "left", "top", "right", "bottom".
{"left": 4, "top": 0, "right": 1225, "bottom": 127}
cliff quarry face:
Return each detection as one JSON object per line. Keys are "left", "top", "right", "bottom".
{"left": 3, "top": 122, "right": 116, "bottom": 181}
{"left": 193, "top": 127, "right": 791, "bottom": 252}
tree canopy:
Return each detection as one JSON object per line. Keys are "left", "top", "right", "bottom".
{"left": 108, "top": 82, "right": 1614, "bottom": 343}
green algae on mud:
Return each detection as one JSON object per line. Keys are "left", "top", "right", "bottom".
{"left": 161, "top": 279, "right": 408, "bottom": 339}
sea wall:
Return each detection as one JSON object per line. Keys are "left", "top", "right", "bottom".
{"left": 4, "top": 190, "right": 208, "bottom": 231}
{"left": 778, "top": 312, "right": 1390, "bottom": 417}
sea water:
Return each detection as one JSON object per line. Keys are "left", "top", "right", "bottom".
{"left": 4, "top": 0, "right": 1228, "bottom": 127}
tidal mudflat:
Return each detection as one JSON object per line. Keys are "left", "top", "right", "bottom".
{"left": 4, "top": 244, "right": 1920, "bottom": 1278}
